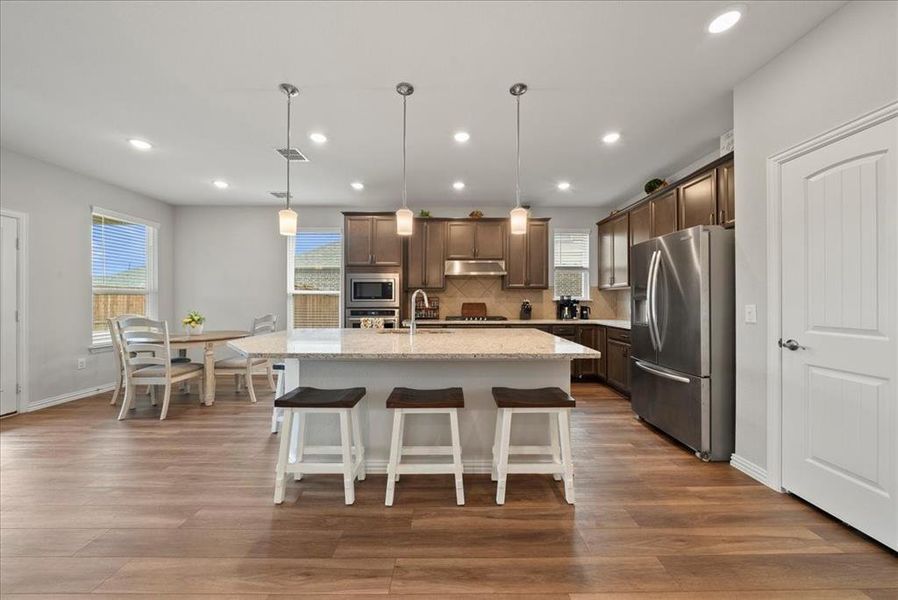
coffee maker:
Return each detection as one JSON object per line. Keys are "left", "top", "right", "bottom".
{"left": 556, "top": 296, "right": 580, "bottom": 320}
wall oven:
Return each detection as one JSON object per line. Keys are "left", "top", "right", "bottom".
{"left": 345, "top": 308, "right": 400, "bottom": 329}
{"left": 346, "top": 272, "right": 400, "bottom": 308}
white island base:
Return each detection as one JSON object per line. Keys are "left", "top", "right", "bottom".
{"left": 284, "top": 359, "right": 570, "bottom": 473}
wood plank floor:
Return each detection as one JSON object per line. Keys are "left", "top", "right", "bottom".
{"left": 1, "top": 380, "right": 895, "bottom": 598}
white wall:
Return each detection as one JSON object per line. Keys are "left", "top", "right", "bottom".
{"left": 733, "top": 1, "right": 897, "bottom": 471}
{"left": 0, "top": 147, "right": 174, "bottom": 408}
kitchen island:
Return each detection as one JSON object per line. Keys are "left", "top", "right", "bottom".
{"left": 229, "top": 328, "right": 600, "bottom": 471}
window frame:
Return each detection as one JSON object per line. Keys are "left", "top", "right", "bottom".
{"left": 552, "top": 228, "right": 591, "bottom": 301}
{"left": 287, "top": 227, "right": 343, "bottom": 329}
{"left": 89, "top": 206, "right": 159, "bottom": 349}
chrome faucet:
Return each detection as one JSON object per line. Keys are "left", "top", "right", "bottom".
{"left": 409, "top": 289, "right": 429, "bottom": 335}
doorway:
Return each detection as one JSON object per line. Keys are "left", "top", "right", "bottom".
{"left": 0, "top": 210, "right": 25, "bottom": 416}
{"left": 768, "top": 101, "right": 897, "bottom": 550}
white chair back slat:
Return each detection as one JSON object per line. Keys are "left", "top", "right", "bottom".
{"left": 252, "top": 314, "right": 277, "bottom": 335}
{"left": 120, "top": 318, "right": 171, "bottom": 374}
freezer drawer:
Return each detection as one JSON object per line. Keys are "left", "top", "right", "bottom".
{"left": 630, "top": 358, "right": 710, "bottom": 459}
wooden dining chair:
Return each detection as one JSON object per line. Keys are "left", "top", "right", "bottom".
{"left": 117, "top": 317, "right": 204, "bottom": 420}
{"left": 214, "top": 314, "right": 277, "bottom": 404}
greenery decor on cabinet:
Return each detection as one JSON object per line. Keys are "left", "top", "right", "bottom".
{"left": 644, "top": 178, "right": 667, "bottom": 194}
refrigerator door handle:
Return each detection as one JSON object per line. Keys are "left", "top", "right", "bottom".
{"left": 648, "top": 250, "right": 661, "bottom": 351}
{"left": 634, "top": 360, "right": 691, "bottom": 384}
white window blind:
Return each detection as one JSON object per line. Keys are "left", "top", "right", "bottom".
{"left": 554, "top": 230, "right": 590, "bottom": 300}
{"left": 91, "top": 209, "right": 157, "bottom": 345}
{"left": 291, "top": 230, "right": 342, "bottom": 328}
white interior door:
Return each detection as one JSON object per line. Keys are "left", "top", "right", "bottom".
{"left": 0, "top": 214, "right": 19, "bottom": 416}
{"left": 781, "top": 114, "right": 897, "bottom": 550}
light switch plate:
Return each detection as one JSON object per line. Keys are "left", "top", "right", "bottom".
{"left": 744, "top": 304, "right": 757, "bottom": 324}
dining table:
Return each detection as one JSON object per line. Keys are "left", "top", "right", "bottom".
{"left": 169, "top": 330, "right": 249, "bottom": 406}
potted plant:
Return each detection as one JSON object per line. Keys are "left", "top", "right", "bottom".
{"left": 182, "top": 310, "right": 206, "bottom": 335}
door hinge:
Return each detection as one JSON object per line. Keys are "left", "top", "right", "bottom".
{"left": 15, "top": 237, "right": 20, "bottom": 250}
{"left": 14, "top": 309, "right": 19, "bottom": 323}
{"left": 16, "top": 384, "right": 22, "bottom": 394}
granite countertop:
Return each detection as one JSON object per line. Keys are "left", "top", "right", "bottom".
{"left": 403, "top": 318, "right": 632, "bottom": 330}
{"left": 228, "top": 328, "right": 602, "bottom": 361}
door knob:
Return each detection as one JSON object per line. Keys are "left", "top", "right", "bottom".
{"left": 779, "top": 338, "right": 805, "bottom": 351}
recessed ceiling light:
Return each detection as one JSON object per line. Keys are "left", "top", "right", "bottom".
{"left": 708, "top": 9, "right": 742, "bottom": 34}
{"left": 350, "top": 181, "right": 364, "bottom": 191}
{"left": 602, "top": 132, "right": 621, "bottom": 144}
{"left": 128, "top": 138, "right": 152, "bottom": 151}
{"left": 557, "top": 181, "right": 571, "bottom": 191}
{"left": 453, "top": 131, "right": 470, "bottom": 143}
{"left": 452, "top": 181, "right": 466, "bottom": 191}
{"left": 309, "top": 132, "right": 327, "bottom": 144}
{"left": 212, "top": 180, "right": 229, "bottom": 189}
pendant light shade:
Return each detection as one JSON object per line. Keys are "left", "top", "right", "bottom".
{"left": 510, "top": 206, "right": 528, "bottom": 235}
{"left": 278, "top": 83, "right": 300, "bottom": 236}
{"left": 509, "top": 83, "right": 528, "bottom": 235}
{"left": 395, "top": 82, "right": 415, "bottom": 236}
{"left": 278, "top": 208, "right": 298, "bottom": 236}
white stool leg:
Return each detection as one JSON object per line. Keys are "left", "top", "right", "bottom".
{"left": 339, "top": 410, "right": 355, "bottom": 505}
{"left": 291, "top": 411, "right": 305, "bottom": 480}
{"left": 549, "top": 411, "right": 562, "bottom": 481}
{"left": 352, "top": 403, "right": 366, "bottom": 481}
{"left": 496, "top": 408, "right": 512, "bottom": 505}
{"left": 271, "top": 406, "right": 281, "bottom": 434}
{"left": 449, "top": 408, "right": 464, "bottom": 506}
{"left": 385, "top": 409, "right": 402, "bottom": 506}
{"left": 558, "top": 409, "right": 575, "bottom": 504}
{"left": 490, "top": 407, "right": 502, "bottom": 482}
{"left": 274, "top": 409, "right": 294, "bottom": 504}
{"left": 395, "top": 411, "right": 405, "bottom": 482}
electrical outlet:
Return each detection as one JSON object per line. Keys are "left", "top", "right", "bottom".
{"left": 744, "top": 304, "right": 757, "bottom": 324}
{"left": 76, "top": 357, "right": 87, "bottom": 370}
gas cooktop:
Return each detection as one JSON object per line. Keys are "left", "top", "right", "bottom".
{"left": 445, "top": 316, "right": 509, "bottom": 322}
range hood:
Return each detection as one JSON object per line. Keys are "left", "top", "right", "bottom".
{"left": 444, "top": 260, "right": 507, "bottom": 277}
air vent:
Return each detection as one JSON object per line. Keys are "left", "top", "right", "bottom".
{"left": 275, "top": 147, "right": 309, "bottom": 162}
{"left": 269, "top": 191, "right": 293, "bottom": 200}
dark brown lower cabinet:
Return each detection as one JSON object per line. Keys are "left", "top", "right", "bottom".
{"left": 605, "top": 328, "right": 631, "bottom": 394}
{"left": 573, "top": 325, "right": 605, "bottom": 380}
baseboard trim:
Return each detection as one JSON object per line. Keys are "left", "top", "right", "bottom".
{"left": 730, "top": 453, "right": 779, "bottom": 491}
{"left": 27, "top": 383, "right": 115, "bottom": 412}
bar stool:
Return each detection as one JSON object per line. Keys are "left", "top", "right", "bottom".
{"left": 273, "top": 386, "right": 366, "bottom": 505}
{"left": 491, "top": 387, "right": 575, "bottom": 505}
{"left": 385, "top": 387, "right": 465, "bottom": 506}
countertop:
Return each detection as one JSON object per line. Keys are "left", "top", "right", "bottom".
{"left": 228, "top": 328, "right": 602, "bottom": 361}
{"left": 403, "top": 318, "right": 632, "bottom": 330}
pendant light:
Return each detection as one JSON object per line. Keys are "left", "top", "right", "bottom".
{"left": 509, "top": 82, "right": 528, "bottom": 235}
{"left": 395, "top": 82, "right": 415, "bottom": 236}
{"left": 278, "top": 83, "right": 299, "bottom": 236}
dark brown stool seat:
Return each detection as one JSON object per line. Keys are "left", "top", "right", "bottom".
{"left": 387, "top": 387, "right": 464, "bottom": 409}
{"left": 275, "top": 386, "right": 366, "bottom": 408}
{"left": 491, "top": 387, "right": 575, "bottom": 408}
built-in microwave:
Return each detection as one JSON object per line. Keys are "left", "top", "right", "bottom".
{"left": 346, "top": 272, "right": 400, "bottom": 307}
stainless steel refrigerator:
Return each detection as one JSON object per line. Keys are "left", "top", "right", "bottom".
{"left": 630, "top": 225, "right": 735, "bottom": 461}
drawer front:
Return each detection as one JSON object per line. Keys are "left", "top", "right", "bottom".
{"left": 607, "top": 327, "right": 631, "bottom": 343}
{"left": 553, "top": 325, "right": 577, "bottom": 337}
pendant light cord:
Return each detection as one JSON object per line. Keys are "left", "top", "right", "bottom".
{"left": 402, "top": 94, "right": 408, "bottom": 209}
{"left": 515, "top": 93, "right": 521, "bottom": 209}
{"left": 285, "top": 92, "right": 292, "bottom": 210}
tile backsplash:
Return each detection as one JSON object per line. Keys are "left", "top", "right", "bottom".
{"left": 429, "top": 276, "right": 630, "bottom": 320}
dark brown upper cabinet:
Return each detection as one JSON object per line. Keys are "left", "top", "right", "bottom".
{"left": 630, "top": 188, "right": 679, "bottom": 247}
{"left": 406, "top": 219, "right": 446, "bottom": 289}
{"left": 446, "top": 220, "right": 505, "bottom": 260}
{"left": 597, "top": 212, "right": 629, "bottom": 289}
{"left": 504, "top": 219, "right": 549, "bottom": 289}
{"left": 344, "top": 215, "right": 402, "bottom": 267}
{"left": 718, "top": 159, "right": 735, "bottom": 227}
{"left": 678, "top": 170, "right": 718, "bottom": 229}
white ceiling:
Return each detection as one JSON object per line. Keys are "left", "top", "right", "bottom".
{"left": 0, "top": 1, "right": 843, "bottom": 209}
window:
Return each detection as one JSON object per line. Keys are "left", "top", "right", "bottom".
{"left": 554, "top": 229, "right": 590, "bottom": 300}
{"left": 290, "top": 229, "right": 342, "bottom": 328}
{"left": 91, "top": 208, "right": 157, "bottom": 346}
